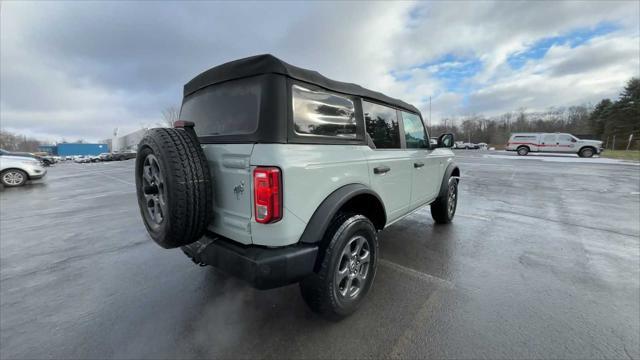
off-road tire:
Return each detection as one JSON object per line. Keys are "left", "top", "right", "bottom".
{"left": 1, "top": 169, "right": 28, "bottom": 187}
{"left": 431, "top": 178, "right": 458, "bottom": 224}
{"left": 135, "top": 128, "right": 212, "bottom": 249}
{"left": 579, "top": 147, "right": 594, "bottom": 158}
{"left": 517, "top": 146, "right": 529, "bottom": 156}
{"left": 300, "top": 213, "right": 378, "bottom": 320}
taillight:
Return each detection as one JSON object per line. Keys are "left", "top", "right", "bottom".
{"left": 253, "top": 167, "right": 282, "bottom": 224}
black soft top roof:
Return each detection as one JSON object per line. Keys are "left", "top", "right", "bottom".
{"left": 184, "top": 54, "right": 420, "bottom": 114}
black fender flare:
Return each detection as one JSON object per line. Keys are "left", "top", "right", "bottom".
{"left": 437, "top": 162, "right": 460, "bottom": 199}
{"left": 299, "top": 184, "right": 386, "bottom": 244}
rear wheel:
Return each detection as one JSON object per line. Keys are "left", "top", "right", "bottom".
{"left": 135, "top": 128, "right": 213, "bottom": 249}
{"left": 300, "top": 213, "right": 378, "bottom": 320}
{"left": 1, "top": 169, "right": 27, "bottom": 187}
{"left": 517, "top": 146, "right": 529, "bottom": 156}
{"left": 579, "top": 147, "right": 594, "bottom": 158}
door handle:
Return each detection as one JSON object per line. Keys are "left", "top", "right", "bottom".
{"left": 373, "top": 166, "right": 390, "bottom": 174}
{"left": 414, "top": 162, "right": 425, "bottom": 168}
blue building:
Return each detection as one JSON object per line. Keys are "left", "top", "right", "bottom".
{"left": 38, "top": 145, "right": 57, "bottom": 155}
{"left": 44, "top": 143, "right": 109, "bottom": 156}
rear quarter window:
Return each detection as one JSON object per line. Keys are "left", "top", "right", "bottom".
{"left": 292, "top": 85, "right": 357, "bottom": 139}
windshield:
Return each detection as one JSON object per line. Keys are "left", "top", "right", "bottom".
{"left": 179, "top": 76, "right": 262, "bottom": 137}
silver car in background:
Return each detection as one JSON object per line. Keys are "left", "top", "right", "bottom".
{"left": 0, "top": 151, "right": 47, "bottom": 187}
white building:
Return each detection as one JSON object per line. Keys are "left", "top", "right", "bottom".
{"left": 112, "top": 128, "right": 148, "bottom": 152}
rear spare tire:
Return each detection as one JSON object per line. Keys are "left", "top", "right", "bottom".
{"left": 135, "top": 128, "right": 212, "bottom": 249}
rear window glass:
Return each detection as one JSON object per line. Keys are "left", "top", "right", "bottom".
{"left": 180, "top": 76, "right": 261, "bottom": 136}
{"left": 292, "top": 85, "right": 357, "bottom": 138}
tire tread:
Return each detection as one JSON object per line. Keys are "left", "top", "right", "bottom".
{"left": 135, "top": 128, "right": 212, "bottom": 248}
{"left": 300, "top": 213, "right": 377, "bottom": 320}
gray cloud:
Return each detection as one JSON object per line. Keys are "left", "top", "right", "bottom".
{"left": 1, "top": 1, "right": 638, "bottom": 141}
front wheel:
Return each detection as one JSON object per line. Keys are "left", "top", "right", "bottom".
{"left": 579, "top": 147, "right": 594, "bottom": 158}
{"left": 431, "top": 178, "right": 458, "bottom": 224}
{"left": 1, "top": 169, "right": 28, "bottom": 187}
{"left": 300, "top": 213, "right": 378, "bottom": 320}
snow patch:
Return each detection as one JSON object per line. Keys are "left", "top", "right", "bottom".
{"left": 485, "top": 154, "right": 639, "bottom": 165}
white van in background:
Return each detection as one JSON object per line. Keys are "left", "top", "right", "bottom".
{"left": 506, "top": 133, "right": 604, "bottom": 157}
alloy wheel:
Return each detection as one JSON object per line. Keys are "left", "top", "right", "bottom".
{"left": 335, "top": 235, "right": 371, "bottom": 299}
{"left": 2, "top": 171, "right": 25, "bottom": 186}
{"left": 447, "top": 181, "right": 457, "bottom": 218}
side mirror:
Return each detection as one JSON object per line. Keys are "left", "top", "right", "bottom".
{"left": 571, "top": 139, "right": 577, "bottom": 143}
{"left": 437, "top": 133, "right": 454, "bottom": 148}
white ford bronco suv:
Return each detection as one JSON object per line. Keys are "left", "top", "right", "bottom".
{"left": 135, "top": 55, "right": 459, "bottom": 319}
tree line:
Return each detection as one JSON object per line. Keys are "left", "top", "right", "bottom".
{"left": 430, "top": 77, "right": 639, "bottom": 150}
{"left": 0, "top": 129, "right": 92, "bottom": 152}
{"left": 2, "top": 78, "right": 638, "bottom": 152}
{"left": 0, "top": 129, "right": 43, "bottom": 152}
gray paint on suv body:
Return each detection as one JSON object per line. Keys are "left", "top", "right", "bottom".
{"left": 203, "top": 142, "right": 454, "bottom": 247}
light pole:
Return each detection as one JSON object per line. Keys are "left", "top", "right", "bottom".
{"left": 429, "top": 96, "right": 432, "bottom": 134}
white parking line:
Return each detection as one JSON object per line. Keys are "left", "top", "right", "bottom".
{"left": 457, "top": 213, "right": 492, "bottom": 221}
{"left": 100, "top": 172, "right": 135, "bottom": 186}
{"left": 379, "top": 259, "right": 453, "bottom": 288}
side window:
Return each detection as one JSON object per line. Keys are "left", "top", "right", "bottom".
{"left": 292, "top": 85, "right": 357, "bottom": 138}
{"left": 401, "top": 112, "right": 428, "bottom": 148}
{"left": 543, "top": 134, "right": 556, "bottom": 143}
{"left": 558, "top": 134, "right": 575, "bottom": 142}
{"left": 363, "top": 101, "right": 401, "bottom": 149}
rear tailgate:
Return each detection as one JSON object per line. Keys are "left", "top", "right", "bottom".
{"left": 202, "top": 144, "right": 254, "bottom": 245}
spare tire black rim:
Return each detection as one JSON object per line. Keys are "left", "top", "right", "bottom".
{"left": 141, "top": 154, "right": 166, "bottom": 226}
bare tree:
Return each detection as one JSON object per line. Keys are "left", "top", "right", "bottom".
{"left": 0, "top": 129, "right": 43, "bottom": 152}
{"left": 159, "top": 106, "right": 179, "bottom": 127}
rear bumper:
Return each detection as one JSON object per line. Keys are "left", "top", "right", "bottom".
{"left": 182, "top": 235, "right": 318, "bottom": 290}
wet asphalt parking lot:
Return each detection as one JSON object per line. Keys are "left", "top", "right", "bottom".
{"left": 1, "top": 151, "right": 639, "bottom": 359}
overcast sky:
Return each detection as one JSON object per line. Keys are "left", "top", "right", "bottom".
{"left": 1, "top": 1, "right": 639, "bottom": 142}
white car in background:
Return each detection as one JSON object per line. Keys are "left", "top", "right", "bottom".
{"left": 73, "top": 156, "right": 91, "bottom": 163}
{"left": 0, "top": 150, "right": 47, "bottom": 187}
{"left": 506, "top": 133, "right": 604, "bottom": 157}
